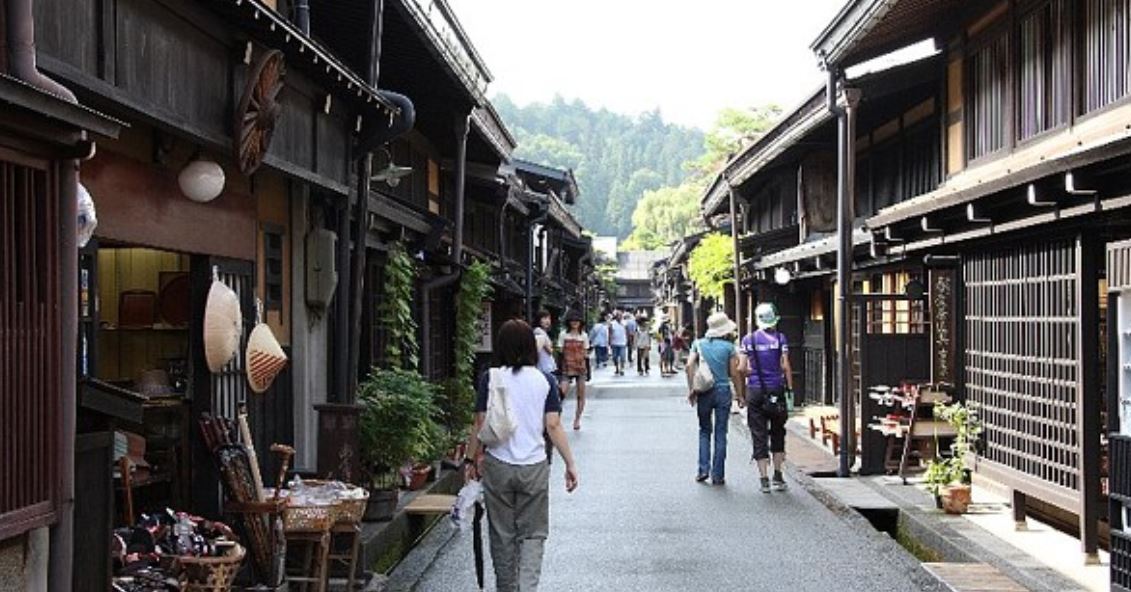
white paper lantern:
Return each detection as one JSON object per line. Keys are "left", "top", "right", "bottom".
{"left": 178, "top": 159, "right": 226, "bottom": 203}
{"left": 76, "top": 182, "right": 97, "bottom": 248}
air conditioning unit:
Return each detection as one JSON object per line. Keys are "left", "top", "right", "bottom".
{"left": 305, "top": 228, "right": 337, "bottom": 310}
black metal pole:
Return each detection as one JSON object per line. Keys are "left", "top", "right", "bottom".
{"left": 726, "top": 176, "right": 743, "bottom": 335}
{"left": 836, "top": 87, "right": 861, "bottom": 477}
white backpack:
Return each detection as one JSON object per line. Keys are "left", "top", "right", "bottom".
{"left": 478, "top": 368, "right": 517, "bottom": 447}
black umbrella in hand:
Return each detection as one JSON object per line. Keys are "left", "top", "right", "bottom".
{"left": 473, "top": 501, "right": 485, "bottom": 591}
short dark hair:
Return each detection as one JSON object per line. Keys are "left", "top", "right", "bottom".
{"left": 494, "top": 319, "right": 538, "bottom": 371}
{"left": 536, "top": 309, "right": 551, "bottom": 323}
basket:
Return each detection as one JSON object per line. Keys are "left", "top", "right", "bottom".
{"left": 294, "top": 480, "right": 369, "bottom": 525}
{"left": 281, "top": 502, "right": 335, "bottom": 532}
{"left": 178, "top": 543, "right": 245, "bottom": 592}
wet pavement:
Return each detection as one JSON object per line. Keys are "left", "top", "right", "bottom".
{"left": 386, "top": 358, "right": 934, "bottom": 591}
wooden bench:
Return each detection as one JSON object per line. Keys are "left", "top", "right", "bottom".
{"left": 820, "top": 415, "right": 861, "bottom": 455}
{"left": 404, "top": 494, "right": 456, "bottom": 515}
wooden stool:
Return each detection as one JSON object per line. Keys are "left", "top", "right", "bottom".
{"left": 327, "top": 523, "right": 362, "bottom": 591}
{"left": 286, "top": 529, "right": 331, "bottom": 592}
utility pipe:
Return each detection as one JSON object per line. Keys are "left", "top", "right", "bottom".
{"left": 725, "top": 174, "right": 744, "bottom": 335}
{"left": 421, "top": 113, "right": 469, "bottom": 378}
{"left": 525, "top": 205, "right": 550, "bottom": 322}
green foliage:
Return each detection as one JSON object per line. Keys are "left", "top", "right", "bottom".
{"left": 357, "top": 368, "right": 444, "bottom": 485}
{"left": 685, "top": 105, "right": 784, "bottom": 180}
{"left": 923, "top": 401, "right": 983, "bottom": 496}
{"left": 622, "top": 181, "right": 707, "bottom": 250}
{"left": 377, "top": 242, "right": 419, "bottom": 370}
{"left": 687, "top": 233, "right": 734, "bottom": 302}
{"left": 441, "top": 260, "right": 493, "bottom": 439}
{"left": 494, "top": 94, "right": 704, "bottom": 238}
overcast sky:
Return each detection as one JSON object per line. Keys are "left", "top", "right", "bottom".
{"left": 445, "top": 0, "right": 848, "bottom": 130}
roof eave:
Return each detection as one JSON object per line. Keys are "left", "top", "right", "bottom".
{"left": 810, "top": 0, "right": 901, "bottom": 67}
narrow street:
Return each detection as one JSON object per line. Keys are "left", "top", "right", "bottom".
{"left": 388, "top": 359, "right": 933, "bottom": 591}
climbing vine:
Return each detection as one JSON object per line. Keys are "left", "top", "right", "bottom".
{"left": 377, "top": 242, "right": 419, "bottom": 370}
{"left": 439, "top": 260, "right": 493, "bottom": 440}
{"left": 687, "top": 232, "right": 734, "bottom": 303}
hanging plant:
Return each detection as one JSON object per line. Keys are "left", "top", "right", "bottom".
{"left": 687, "top": 232, "right": 734, "bottom": 303}
{"left": 440, "top": 260, "right": 493, "bottom": 439}
{"left": 377, "top": 242, "right": 419, "bottom": 370}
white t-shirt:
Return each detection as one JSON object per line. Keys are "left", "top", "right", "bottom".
{"left": 476, "top": 367, "right": 562, "bottom": 465}
{"left": 533, "top": 327, "right": 557, "bottom": 373}
{"left": 609, "top": 320, "right": 628, "bottom": 346}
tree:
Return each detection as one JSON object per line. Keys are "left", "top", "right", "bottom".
{"left": 685, "top": 105, "right": 783, "bottom": 180}
{"left": 622, "top": 182, "right": 706, "bottom": 250}
{"left": 686, "top": 233, "right": 734, "bottom": 302}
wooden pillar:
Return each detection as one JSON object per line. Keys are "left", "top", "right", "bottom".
{"left": 1077, "top": 233, "right": 1100, "bottom": 562}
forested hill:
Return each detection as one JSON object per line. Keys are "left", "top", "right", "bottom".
{"left": 493, "top": 94, "right": 704, "bottom": 238}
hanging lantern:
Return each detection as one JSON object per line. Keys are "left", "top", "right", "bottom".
{"left": 76, "top": 182, "right": 97, "bottom": 248}
{"left": 178, "top": 158, "right": 226, "bottom": 203}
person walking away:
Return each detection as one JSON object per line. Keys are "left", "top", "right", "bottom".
{"left": 589, "top": 317, "right": 609, "bottom": 369}
{"left": 658, "top": 317, "right": 674, "bottom": 376}
{"left": 557, "top": 312, "right": 590, "bottom": 430}
{"left": 465, "top": 319, "right": 579, "bottom": 592}
{"left": 609, "top": 313, "right": 628, "bottom": 376}
{"left": 533, "top": 310, "right": 557, "bottom": 379}
{"left": 741, "top": 302, "right": 794, "bottom": 493}
{"left": 625, "top": 313, "right": 638, "bottom": 364}
{"left": 672, "top": 328, "right": 687, "bottom": 371}
{"left": 685, "top": 312, "right": 744, "bottom": 485}
{"left": 634, "top": 317, "right": 652, "bottom": 376}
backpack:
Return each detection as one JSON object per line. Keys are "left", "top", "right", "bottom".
{"left": 478, "top": 368, "right": 517, "bottom": 447}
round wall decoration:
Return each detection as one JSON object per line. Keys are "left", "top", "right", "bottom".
{"left": 234, "top": 49, "right": 286, "bottom": 175}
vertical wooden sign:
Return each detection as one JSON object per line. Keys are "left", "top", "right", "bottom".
{"left": 930, "top": 268, "right": 956, "bottom": 385}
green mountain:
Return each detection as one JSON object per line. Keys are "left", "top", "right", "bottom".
{"left": 493, "top": 94, "right": 705, "bottom": 238}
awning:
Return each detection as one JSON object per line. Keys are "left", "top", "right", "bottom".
{"left": 756, "top": 228, "right": 871, "bottom": 271}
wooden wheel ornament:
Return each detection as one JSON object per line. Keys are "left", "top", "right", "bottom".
{"left": 234, "top": 49, "right": 286, "bottom": 175}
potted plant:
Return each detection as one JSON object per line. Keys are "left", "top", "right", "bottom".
{"left": 924, "top": 401, "right": 982, "bottom": 514}
{"left": 357, "top": 368, "right": 443, "bottom": 520}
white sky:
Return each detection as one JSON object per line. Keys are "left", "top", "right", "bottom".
{"left": 445, "top": 0, "right": 849, "bottom": 130}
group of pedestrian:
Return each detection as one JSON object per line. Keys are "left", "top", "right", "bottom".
{"left": 464, "top": 302, "right": 794, "bottom": 591}
{"left": 685, "top": 302, "right": 793, "bottom": 492}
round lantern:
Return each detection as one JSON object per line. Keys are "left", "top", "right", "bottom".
{"left": 178, "top": 159, "right": 226, "bottom": 203}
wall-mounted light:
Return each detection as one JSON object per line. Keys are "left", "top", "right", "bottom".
{"left": 178, "top": 156, "right": 226, "bottom": 203}
{"left": 774, "top": 267, "right": 792, "bottom": 286}
{"left": 371, "top": 147, "right": 413, "bottom": 188}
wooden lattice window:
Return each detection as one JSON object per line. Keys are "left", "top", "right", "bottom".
{"left": 0, "top": 152, "right": 60, "bottom": 538}
{"left": 967, "top": 32, "right": 1010, "bottom": 160}
{"left": 1018, "top": 0, "right": 1073, "bottom": 140}
{"left": 965, "top": 239, "right": 1080, "bottom": 491}
{"left": 863, "top": 271, "right": 928, "bottom": 335}
{"left": 1082, "top": 0, "right": 1131, "bottom": 113}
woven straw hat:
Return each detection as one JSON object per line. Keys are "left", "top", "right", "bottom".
{"left": 204, "top": 280, "right": 242, "bottom": 373}
{"left": 246, "top": 323, "right": 287, "bottom": 393}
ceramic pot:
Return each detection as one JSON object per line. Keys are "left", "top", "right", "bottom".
{"left": 407, "top": 465, "right": 432, "bottom": 491}
{"left": 364, "top": 488, "right": 399, "bottom": 522}
{"left": 941, "top": 484, "right": 972, "bottom": 514}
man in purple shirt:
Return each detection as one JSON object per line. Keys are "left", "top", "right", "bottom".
{"left": 741, "top": 303, "right": 794, "bottom": 493}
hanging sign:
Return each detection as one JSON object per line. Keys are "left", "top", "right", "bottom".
{"left": 474, "top": 301, "right": 493, "bottom": 353}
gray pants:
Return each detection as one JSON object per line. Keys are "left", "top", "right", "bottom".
{"left": 482, "top": 454, "right": 550, "bottom": 592}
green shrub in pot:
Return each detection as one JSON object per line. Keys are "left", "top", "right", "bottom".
{"left": 357, "top": 368, "right": 443, "bottom": 489}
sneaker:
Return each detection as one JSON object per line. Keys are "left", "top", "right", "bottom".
{"left": 760, "top": 478, "right": 771, "bottom": 493}
{"left": 712, "top": 478, "right": 726, "bottom": 486}
{"left": 695, "top": 473, "right": 709, "bottom": 483}
{"left": 772, "top": 471, "right": 788, "bottom": 492}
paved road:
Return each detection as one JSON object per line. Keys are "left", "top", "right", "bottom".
{"left": 387, "top": 361, "right": 931, "bottom": 591}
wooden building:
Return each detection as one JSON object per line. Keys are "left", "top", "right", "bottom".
{"left": 0, "top": 0, "right": 122, "bottom": 586}
{"left": 698, "top": 0, "right": 1131, "bottom": 561}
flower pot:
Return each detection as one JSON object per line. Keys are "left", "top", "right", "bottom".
{"left": 941, "top": 484, "right": 972, "bottom": 514}
{"left": 364, "top": 488, "right": 399, "bottom": 522}
{"left": 407, "top": 465, "right": 432, "bottom": 491}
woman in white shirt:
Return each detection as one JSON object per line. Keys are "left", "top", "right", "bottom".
{"left": 466, "top": 319, "right": 579, "bottom": 592}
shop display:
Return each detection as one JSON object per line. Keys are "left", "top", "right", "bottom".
{"left": 246, "top": 322, "right": 287, "bottom": 394}
{"left": 110, "top": 509, "right": 243, "bottom": 592}
{"left": 203, "top": 276, "right": 242, "bottom": 373}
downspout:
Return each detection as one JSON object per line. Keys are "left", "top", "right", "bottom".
{"left": 826, "top": 65, "right": 861, "bottom": 478}
{"left": 421, "top": 113, "right": 469, "bottom": 378}
{"left": 724, "top": 174, "right": 744, "bottom": 335}
{"left": 294, "top": 0, "right": 310, "bottom": 35}
{"left": 525, "top": 205, "right": 550, "bottom": 322}
{"left": 3, "top": 0, "right": 76, "bottom": 102}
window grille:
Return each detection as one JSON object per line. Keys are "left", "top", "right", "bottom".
{"left": 0, "top": 155, "right": 59, "bottom": 536}
{"left": 964, "top": 239, "right": 1080, "bottom": 491}
{"left": 263, "top": 226, "right": 284, "bottom": 312}
{"left": 1018, "top": 0, "right": 1072, "bottom": 140}
{"left": 967, "top": 33, "right": 1010, "bottom": 160}
{"left": 864, "top": 271, "right": 928, "bottom": 335}
{"left": 1083, "top": 0, "right": 1131, "bottom": 113}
